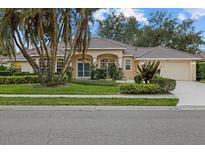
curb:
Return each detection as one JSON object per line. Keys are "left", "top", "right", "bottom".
{"left": 0, "top": 105, "right": 205, "bottom": 111}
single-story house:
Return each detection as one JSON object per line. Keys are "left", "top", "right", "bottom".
{"left": 3, "top": 38, "right": 202, "bottom": 81}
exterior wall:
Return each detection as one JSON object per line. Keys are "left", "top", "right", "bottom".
{"left": 122, "top": 56, "right": 137, "bottom": 80}
{"left": 21, "top": 62, "right": 34, "bottom": 72}
{"left": 71, "top": 49, "right": 123, "bottom": 79}
{"left": 138, "top": 60, "right": 196, "bottom": 81}
{"left": 71, "top": 54, "right": 92, "bottom": 79}
{"left": 8, "top": 49, "right": 196, "bottom": 81}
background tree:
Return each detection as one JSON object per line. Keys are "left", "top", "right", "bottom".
{"left": 97, "top": 10, "right": 204, "bottom": 54}
{"left": 0, "top": 8, "right": 97, "bottom": 86}
{"left": 97, "top": 13, "right": 141, "bottom": 45}
{"left": 171, "top": 19, "right": 204, "bottom": 54}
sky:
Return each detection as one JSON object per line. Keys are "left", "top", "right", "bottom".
{"left": 92, "top": 8, "right": 205, "bottom": 51}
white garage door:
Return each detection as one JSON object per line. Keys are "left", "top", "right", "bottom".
{"left": 160, "top": 61, "right": 190, "bottom": 80}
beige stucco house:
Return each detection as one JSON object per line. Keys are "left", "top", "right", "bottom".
{"left": 3, "top": 38, "right": 202, "bottom": 81}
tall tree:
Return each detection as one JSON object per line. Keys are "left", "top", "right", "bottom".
{"left": 0, "top": 8, "right": 97, "bottom": 86}
{"left": 171, "top": 19, "right": 204, "bottom": 54}
{"left": 97, "top": 10, "right": 204, "bottom": 54}
{"left": 136, "top": 11, "right": 177, "bottom": 47}
{"left": 97, "top": 13, "right": 141, "bottom": 45}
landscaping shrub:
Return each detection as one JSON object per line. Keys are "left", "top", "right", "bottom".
{"left": 197, "top": 62, "right": 205, "bottom": 80}
{"left": 0, "top": 76, "right": 39, "bottom": 84}
{"left": 108, "top": 63, "right": 124, "bottom": 80}
{"left": 0, "top": 71, "right": 13, "bottom": 76}
{"left": 137, "top": 61, "right": 160, "bottom": 83}
{"left": 120, "top": 83, "right": 160, "bottom": 94}
{"left": 70, "top": 79, "right": 115, "bottom": 86}
{"left": 66, "top": 67, "right": 72, "bottom": 81}
{"left": 95, "top": 69, "right": 107, "bottom": 79}
{"left": 0, "top": 65, "right": 8, "bottom": 71}
{"left": 150, "top": 77, "right": 176, "bottom": 93}
{"left": 89, "top": 63, "right": 97, "bottom": 80}
{"left": 134, "top": 75, "right": 142, "bottom": 84}
{"left": 13, "top": 72, "right": 36, "bottom": 76}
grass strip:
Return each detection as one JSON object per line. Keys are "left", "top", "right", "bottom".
{"left": 0, "top": 97, "right": 178, "bottom": 106}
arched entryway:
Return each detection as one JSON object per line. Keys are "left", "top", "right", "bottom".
{"left": 96, "top": 54, "right": 119, "bottom": 69}
{"left": 72, "top": 54, "right": 92, "bottom": 79}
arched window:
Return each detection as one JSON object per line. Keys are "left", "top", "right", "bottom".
{"left": 100, "top": 59, "right": 115, "bottom": 69}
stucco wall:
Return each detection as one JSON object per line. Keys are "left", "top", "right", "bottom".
{"left": 138, "top": 60, "right": 196, "bottom": 81}
{"left": 71, "top": 49, "right": 123, "bottom": 79}
{"left": 122, "top": 56, "right": 138, "bottom": 80}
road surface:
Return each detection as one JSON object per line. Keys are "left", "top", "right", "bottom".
{"left": 1, "top": 108, "right": 205, "bottom": 144}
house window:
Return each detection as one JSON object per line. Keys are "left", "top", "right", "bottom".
{"left": 100, "top": 59, "right": 115, "bottom": 69}
{"left": 125, "top": 59, "right": 131, "bottom": 70}
{"left": 77, "top": 63, "right": 90, "bottom": 77}
{"left": 57, "top": 59, "right": 64, "bottom": 73}
{"left": 39, "top": 58, "right": 48, "bottom": 71}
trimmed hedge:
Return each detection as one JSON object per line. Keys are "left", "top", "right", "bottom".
{"left": 0, "top": 76, "right": 39, "bottom": 84}
{"left": 197, "top": 62, "right": 205, "bottom": 80}
{"left": 120, "top": 83, "right": 160, "bottom": 94}
{"left": 13, "top": 72, "right": 36, "bottom": 76}
{"left": 150, "top": 77, "right": 176, "bottom": 93}
{"left": 70, "top": 79, "right": 115, "bottom": 86}
{"left": 0, "top": 71, "right": 13, "bottom": 76}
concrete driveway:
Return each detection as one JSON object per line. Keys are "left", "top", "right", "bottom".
{"left": 173, "top": 81, "right": 205, "bottom": 106}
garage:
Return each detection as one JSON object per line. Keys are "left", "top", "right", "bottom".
{"left": 160, "top": 61, "right": 191, "bottom": 80}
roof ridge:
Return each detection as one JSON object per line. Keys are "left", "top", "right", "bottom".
{"left": 138, "top": 46, "right": 161, "bottom": 58}
{"left": 102, "top": 39, "right": 127, "bottom": 48}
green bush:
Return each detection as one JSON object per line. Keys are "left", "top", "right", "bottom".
{"left": 108, "top": 63, "right": 123, "bottom": 80}
{"left": 0, "top": 65, "right": 8, "bottom": 71}
{"left": 66, "top": 67, "right": 72, "bottom": 81}
{"left": 0, "top": 76, "right": 39, "bottom": 84}
{"left": 13, "top": 72, "right": 36, "bottom": 76}
{"left": 70, "top": 79, "right": 115, "bottom": 86}
{"left": 120, "top": 83, "right": 160, "bottom": 94}
{"left": 137, "top": 61, "right": 160, "bottom": 84}
{"left": 197, "top": 62, "right": 205, "bottom": 80}
{"left": 134, "top": 75, "right": 142, "bottom": 84}
{"left": 89, "top": 63, "right": 97, "bottom": 80}
{"left": 95, "top": 69, "right": 107, "bottom": 79}
{"left": 0, "top": 71, "right": 13, "bottom": 76}
{"left": 150, "top": 77, "right": 176, "bottom": 93}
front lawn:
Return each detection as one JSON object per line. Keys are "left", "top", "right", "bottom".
{"left": 0, "top": 97, "right": 178, "bottom": 106}
{"left": 198, "top": 80, "right": 205, "bottom": 84}
{"left": 0, "top": 83, "right": 119, "bottom": 95}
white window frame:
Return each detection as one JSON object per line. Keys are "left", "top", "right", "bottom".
{"left": 124, "top": 58, "right": 132, "bottom": 71}
{"left": 76, "top": 58, "right": 91, "bottom": 79}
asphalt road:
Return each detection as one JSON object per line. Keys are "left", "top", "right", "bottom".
{"left": 1, "top": 109, "right": 205, "bottom": 144}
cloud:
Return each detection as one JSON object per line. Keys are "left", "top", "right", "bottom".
{"left": 93, "top": 9, "right": 110, "bottom": 21}
{"left": 177, "top": 13, "right": 186, "bottom": 21}
{"left": 185, "top": 8, "right": 205, "bottom": 19}
{"left": 93, "top": 8, "right": 148, "bottom": 24}
{"left": 115, "top": 8, "right": 148, "bottom": 24}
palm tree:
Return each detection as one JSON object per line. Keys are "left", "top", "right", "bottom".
{"left": 0, "top": 8, "right": 97, "bottom": 86}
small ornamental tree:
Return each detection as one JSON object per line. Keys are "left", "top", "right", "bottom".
{"left": 137, "top": 61, "right": 160, "bottom": 84}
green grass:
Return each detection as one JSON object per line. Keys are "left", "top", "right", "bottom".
{"left": 0, "top": 97, "right": 178, "bottom": 106}
{"left": 198, "top": 80, "right": 205, "bottom": 84}
{"left": 0, "top": 83, "right": 119, "bottom": 95}
{"left": 70, "top": 79, "right": 116, "bottom": 86}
